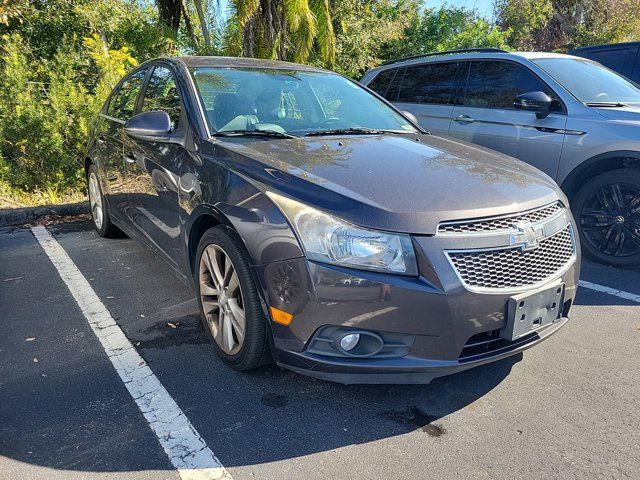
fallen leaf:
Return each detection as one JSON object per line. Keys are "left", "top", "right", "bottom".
{"left": 33, "top": 358, "right": 38, "bottom": 363}
{"left": 140, "top": 314, "right": 145, "bottom": 318}
{"left": 135, "top": 342, "right": 141, "bottom": 346}
{"left": 3, "top": 277, "right": 23, "bottom": 282}
{"left": 25, "top": 337, "right": 35, "bottom": 342}
{"left": 139, "top": 361, "right": 145, "bottom": 366}
{"left": 167, "top": 322, "right": 177, "bottom": 329}
{"left": 106, "top": 296, "right": 114, "bottom": 299}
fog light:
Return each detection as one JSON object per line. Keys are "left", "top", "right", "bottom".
{"left": 340, "top": 333, "right": 360, "bottom": 351}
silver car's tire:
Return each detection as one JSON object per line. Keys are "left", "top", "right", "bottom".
{"left": 87, "top": 164, "right": 120, "bottom": 238}
{"left": 196, "top": 225, "right": 272, "bottom": 370}
{"left": 572, "top": 169, "right": 640, "bottom": 267}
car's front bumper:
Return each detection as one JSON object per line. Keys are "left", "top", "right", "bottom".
{"left": 255, "top": 241, "right": 579, "bottom": 384}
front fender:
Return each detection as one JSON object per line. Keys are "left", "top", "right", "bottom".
{"left": 179, "top": 153, "right": 303, "bottom": 273}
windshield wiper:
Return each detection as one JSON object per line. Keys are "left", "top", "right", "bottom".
{"left": 213, "top": 129, "right": 297, "bottom": 139}
{"left": 304, "top": 127, "right": 407, "bottom": 137}
{"left": 585, "top": 102, "right": 627, "bottom": 107}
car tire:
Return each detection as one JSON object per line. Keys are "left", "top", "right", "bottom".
{"left": 572, "top": 168, "right": 640, "bottom": 267}
{"left": 87, "top": 164, "right": 121, "bottom": 238}
{"left": 195, "top": 225, "right": 272, "bottom": 371}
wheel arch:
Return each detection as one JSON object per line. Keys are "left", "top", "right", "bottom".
{"left": 561, "top": 150, "right": 640, "bottom": 199}
{"left": 186, "top": 205, "right": 228, "bottom": 280}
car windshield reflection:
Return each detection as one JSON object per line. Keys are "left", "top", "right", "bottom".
{"left": 190, "top": 67, "right": 417, "bottom": 137}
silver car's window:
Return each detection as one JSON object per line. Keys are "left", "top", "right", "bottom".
{"left": 533, "top": 57, "right": 640, "bottom": 104}
{"left": 398, "top": 62, "right": 462, "bottom": 105}
{"left": 190, "top": 68, "right": 417, "bottom": 135}
{"left": 463, "top": 61, "right": 559, "bottom": 110}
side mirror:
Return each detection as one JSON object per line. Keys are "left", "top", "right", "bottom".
{"left": 514, "top": 91, "right": 553, "bottom": 119}
{"left": 124, "top": 111, "right": 172, "bottom": 141}
{"left": 401, "top": 110, "right": 419, "bottom": 125}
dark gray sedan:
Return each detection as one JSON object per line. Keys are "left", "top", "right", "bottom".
{"left": 85, "top": 56, "right": 580, "bottom": 383}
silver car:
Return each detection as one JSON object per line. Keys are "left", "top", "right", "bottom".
{"left": 362, "top": 48, "right": 640, "bottom": 267}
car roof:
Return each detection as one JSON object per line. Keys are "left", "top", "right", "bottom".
{"left": 367, "top": 51, "right": 577, "bottom": 73}
{"left": 152, "top": 56, "right": 328, "bottom": 73}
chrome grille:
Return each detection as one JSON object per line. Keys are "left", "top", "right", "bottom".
{"left": 438, "top": 202, "right": 564, "bottom": 234}
{"left": 447, "top": 225, "right": 575, "bottom": 290}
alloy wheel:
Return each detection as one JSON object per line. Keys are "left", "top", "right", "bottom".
{"left": 88, "top": 172, "right": 104, "bottom": 230}
{"left": 579, "top": 182, "right": 640, "bottom": 257}
{"left": 199, "top": 244, "right": 246, "bottom": 355}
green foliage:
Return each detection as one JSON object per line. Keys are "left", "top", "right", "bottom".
{"left": 0, "top": 0, "right": 157, "bottom": 200}
{"left": 495, "top": 0, "right": 640, "bottom": 51}
{"left": 2, "top": 0, "right": 639, "bottom": 206}
{"left": 383, "top": 5, "right": 510, "bottom": 61}
{"left": 330, "top": 0, "right": 415, "bottom": 78}
{"left": 494, "top": 0, "right": 553, "bottom": 50}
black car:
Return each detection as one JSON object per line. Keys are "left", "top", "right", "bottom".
{"left": 85, "top": 56, "right": 579, "bottom": 384}
{"left": 570, "top": 42, "right": 640, "bottom": 83}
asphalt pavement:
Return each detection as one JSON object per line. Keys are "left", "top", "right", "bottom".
{"left": 1, "top": 220, "right": 638, "bottom": 480}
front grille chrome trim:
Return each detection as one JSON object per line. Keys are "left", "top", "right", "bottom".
{"left": 445, "top": 223, "right": 577, "bottom": 294}
{"left": 437, "top": 201, "right": 565, "bottom": 236}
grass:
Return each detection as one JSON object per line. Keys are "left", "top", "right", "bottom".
{"left": 0, "top": 181, "right": 86, "bottom": 209}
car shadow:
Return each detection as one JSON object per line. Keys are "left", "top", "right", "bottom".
{"left": 197, "top": 355, "right": 521, "bottom": 467}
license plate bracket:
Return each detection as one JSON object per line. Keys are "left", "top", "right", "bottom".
{"left": 501, "top": 284, "right": 565, "bottom": 341}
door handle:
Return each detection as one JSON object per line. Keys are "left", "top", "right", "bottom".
{"left": 455, "top": 115, "right": 475, "bottom": 124}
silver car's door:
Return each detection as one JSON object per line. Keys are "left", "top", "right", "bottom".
{"left": 448, "top": 60, "right": 567, "bottom": 179}
{"left": 392, "top": 61, "right": 464, "bottom": 137}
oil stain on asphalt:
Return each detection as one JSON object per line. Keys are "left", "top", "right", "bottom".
{"left": 137, "top": 314, "right": 209, "bottom": 350}
{"left": 380, "top": 406, "right": 446, "bottom": 437}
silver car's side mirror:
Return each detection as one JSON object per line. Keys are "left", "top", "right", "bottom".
{"left": 401, "top": 110, "right": 420, "bottom": 126}
{"left": 514, "top": 91, "right": 553, "bottom": 119}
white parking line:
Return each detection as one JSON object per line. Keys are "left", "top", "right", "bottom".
{"left": 579, "top": 280, "right": 640, "bottom": 304}
{"left": 31, "top": 226, "right": 232, "bottom": 480}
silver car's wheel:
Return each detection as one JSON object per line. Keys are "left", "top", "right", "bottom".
{"left": 199, "top": 244, "right": 246, "bottom": 355}
{"left": 88, "top": 171, "right": 104, "bottom": 230}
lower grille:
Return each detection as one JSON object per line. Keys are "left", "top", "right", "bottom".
{"left": 459, "top": 329, "right": 540, "bottom": 361}
{"left": 447, "top": 225, "right": 575, "bottom": 290}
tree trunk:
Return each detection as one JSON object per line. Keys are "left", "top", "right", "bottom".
{"left": 156, "top": 0, "right": 182, "bottom": 36}
{"left": 194, "top": 0, "right": 211, "bottom": 49}
{"left": 182, "top": 0, "right": 198, "bottom": 48}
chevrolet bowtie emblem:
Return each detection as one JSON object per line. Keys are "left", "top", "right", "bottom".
{"left": 510, "top": 223, "right": 545, "bottom": 251}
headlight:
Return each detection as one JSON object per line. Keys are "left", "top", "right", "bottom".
{"left": 267, "top": 192, "right": 418, "bottom": 275}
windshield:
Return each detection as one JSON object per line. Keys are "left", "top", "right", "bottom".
{"left": 533, "top": 57, "right": 640, "bottom": 105}
{"left": 190, "top": 67, "right": 417, "bottom": 136}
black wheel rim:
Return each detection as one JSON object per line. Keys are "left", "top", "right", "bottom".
{"left": 580, "top": 182, "right": 640, "bottom": 257}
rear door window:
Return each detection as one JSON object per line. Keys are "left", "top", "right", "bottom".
{"left": 367, "top": 69, "right": 397, "bottom": 98}
{"left": 398, "top": 62, "right": 461, "bottom": 105}
{"left": 463, "top": 61, "right": 559, "bottom": 110}
{"left": 107, "top": 69, "right": 147, "bottom": 120}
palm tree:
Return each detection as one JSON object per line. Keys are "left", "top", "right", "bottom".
{"left": 227, "top": 0, "right": 335, "bottom": 66}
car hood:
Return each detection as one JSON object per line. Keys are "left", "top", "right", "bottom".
{"left": 216, "top": 134, "right": 562, "bottom": 235}
{"left": 594, "top": 104, "right": 640, "bottom": 123}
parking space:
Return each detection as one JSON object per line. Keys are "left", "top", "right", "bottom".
{"left": 1, "top": 220, "right": 639, "bottom": 480}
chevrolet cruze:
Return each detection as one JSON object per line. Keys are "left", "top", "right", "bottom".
{"left": 85, "top": 56, "right": 580, "bottom": 384}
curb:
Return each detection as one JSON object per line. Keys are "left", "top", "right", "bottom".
{"left": 0, "top": 201, "right": 90, "bottom": 227}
